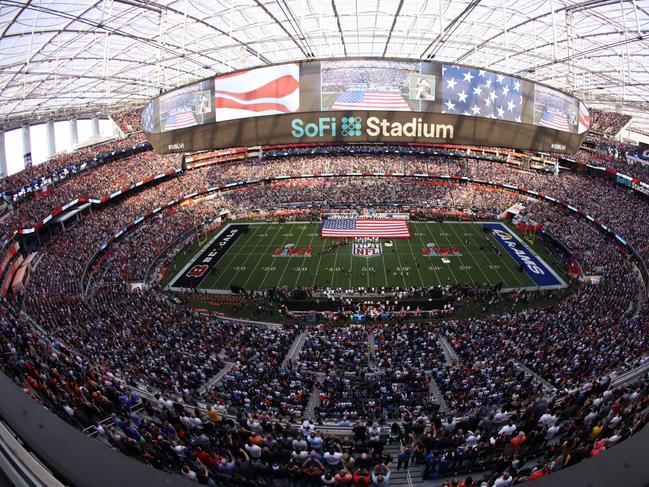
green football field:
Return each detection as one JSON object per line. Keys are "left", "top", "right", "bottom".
{"left": 166, "top": 221, "right": 565, "bottom": 293}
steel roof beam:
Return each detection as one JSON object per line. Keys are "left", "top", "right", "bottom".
{"left": 331, "top": 0, "right": 348, "bottom": 56}
{"left": 382, "top": 0, "right": 405, "bottom": 57}
{"left": 421, "top": 0, "right": 481, "bottom": 60}
{"left": 114, "top": 0, "right": 271, "bottom": 65}
{"left": 454, "top": 0, "right": 640, "bottom": 64}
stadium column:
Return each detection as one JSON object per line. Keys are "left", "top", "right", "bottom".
{"left": 21, "top": 125, "right": 31, "bottom": 168}
{"left": 0, "top": 131, "right": 7, "bottom": 179}
{"left": 91, "top": 116, "right": 100, "bottom": 138}
{"left": 46, "top": 120, "right": 56, "bottom": 159}
{"left": 69, "top": 118, "right": 78, "bottom": 147}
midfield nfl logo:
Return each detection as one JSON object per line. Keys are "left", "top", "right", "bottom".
{"left": 353, "top": 243, "right": 382, "bottom": 257}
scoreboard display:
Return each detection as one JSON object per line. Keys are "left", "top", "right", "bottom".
{"left": 142, "top": 58, "right": 590, "bottom": 154}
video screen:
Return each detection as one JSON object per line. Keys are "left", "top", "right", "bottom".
{"left": 143, "top": 58, "right": 587, "bottom": 142}
{"left": 534, "top": 84, "right": 578, "bottom": 133}
{"left": 213, "top": 63, "right": 300, "bottom": 122}
{"left": 158, "top": 80, "right": 211, "bottom": 133}
{"left": 321, "top": 60, "right": 425, "bottom": 111}
{"left": 441, "top": 64, "right": 523, "bottom": 123}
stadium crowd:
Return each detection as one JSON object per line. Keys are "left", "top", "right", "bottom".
{"left": 111, "top": 108, "right": 144, "bottom": 135}
{"left": 0, "top": 131, "right": 148, "bottom": 195}
{"left": 0, "top": 138, "right": 647, "bottom": 486}
{"left": 588, "top": 109, "right": 632, "bottom": 136}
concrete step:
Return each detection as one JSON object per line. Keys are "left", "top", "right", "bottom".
{"left": 282, "top": 331, "right": 308, "bottom": 368}
{"left": 304, "top": 385, "right": 320, "bottom": 418}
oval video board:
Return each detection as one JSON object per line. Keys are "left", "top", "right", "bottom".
{"left": 142, "top": 58, "right": 590, "bottom": 154}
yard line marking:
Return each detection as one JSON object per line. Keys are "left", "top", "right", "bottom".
{"left": 295, "top": 223, "right": 318, "bottom": 288}
{"left": 275, "top": 223, "right": 309, "bottom": 288}
{"left": 311, "top": 236, "right": 326, "bottom": 288}
{"left": 470, "top": 222, "right": 529, "bottom": 288}
{"left": 330, "top": 240, "right": 340, "bottom": 289}
{"left": 413, "top": 222, "right": 441, "bottom": 285}
{"left": 423, "top": 223, "right": 459, "bottom": 285}
{"left": 258, "top": 223, "right": 304, "bottom": 290}
{"left": 242, "top": 223, "right": 286, "bottom": 290}
{"left": 348, "top": 239, "right": 355, "bottom": 291}
{"left": 447, "top": 222, "right": 495, "bottom": 286}
{"left": 464, "top": 222, "right": 516, "bottom": 287}
{"left": 392, "top": 239, "right": 408, "bottom": 289}
{"left": 379, "top": 238, "right": 390, "bottom": 288}
{"left": 439, "top": 222, "right": 476, "bottom": 284}
{"left": 405, "top": 224, "right": 425, "bottom": 288}
{"left": 224, "top": 224, "right": 275, "bottom": 289}
{"left": 217, "top": 225, "right": 261, "bottom": 289}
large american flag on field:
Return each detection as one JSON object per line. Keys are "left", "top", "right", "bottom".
{"left": 163, "top": 111, "right": 197, "bottom": 131}
{"left": 213, "top": 64, "right": 300, "bottom": 122}
{"left": 321, "top": 219, "right": 411, "bottom": 238}
{"left": 441, "top": 64, "right": 522, "bottom": 122}
{"left": 331, "top": 91, "right": 410, "bottom": 111}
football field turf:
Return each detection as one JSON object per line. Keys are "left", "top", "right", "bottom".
{"left": 167, "top": 221, "right": 565, "bottom": 293}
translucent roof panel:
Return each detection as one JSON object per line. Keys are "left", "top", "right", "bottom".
{"left": 1, "top": 0, "right": 648, "bottom": 133}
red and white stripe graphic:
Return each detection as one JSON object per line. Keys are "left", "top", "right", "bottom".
{"left": 578, "top": 102, "right": 591, "bottom": 134}
{"left": 213, "top": 64, "right": 300, "bottom": 122}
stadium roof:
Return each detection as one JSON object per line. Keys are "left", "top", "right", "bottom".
{"left": 1, "top": 0, "right": 649, "bottom": 134}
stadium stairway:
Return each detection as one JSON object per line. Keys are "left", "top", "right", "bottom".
{"left": 281, "top": 332, "right": 308, "bottom": 369}
{"left": 197, "top": 362, "right": 234, "bottom": 395}
{"left": 304, "top": 385, "right": 320, "bottom": 418}
{"left": 437, "top": 334, "right": 459, "bottom": 365}
{"left": 428, "top": 372, "right": 450, "bottom": 415}
{"left": 510, "top": 360, "right": 557, "bottom": 393}
{"left": 383, "top": 440, "right": 425, "bottom": 486}
{"left": 367, "top": 332, "right": 377, "bottom": 370}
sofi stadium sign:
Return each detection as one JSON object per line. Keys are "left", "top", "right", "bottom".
{"left": 290, "top": 116, "right": 454, "bottom": 140}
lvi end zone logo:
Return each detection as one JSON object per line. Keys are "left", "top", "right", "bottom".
{"left": 273, "top": 243, "right": 313, "bottom": 257}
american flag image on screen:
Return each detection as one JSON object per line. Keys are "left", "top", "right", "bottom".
{"left": 141, "top": 103, "right": 155, "bottom": 133}
{"left": 321, "top": 219, "right": 411, "bottom": 238}
{"left": 163, "top": 111, "right": 197, "bottom": 131}
{"left": 331, "top": 91, "right": 410, "bottom": 111}
{"left": 213, "top": 64, "right": 299, "bottom": 122}
{"left": 441, "top": 64, "right": 522, "bottom": 122}
{"left": 538, "top": 111, "right": 570, "bottom": 132}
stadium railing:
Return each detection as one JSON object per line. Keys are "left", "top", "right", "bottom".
{"left": 0, "top": 372, "right": 196, "bottom": 487}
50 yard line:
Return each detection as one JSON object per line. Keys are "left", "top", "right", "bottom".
{"left": 294, "top": 223, "right": 319, "bottom": 288}
{"left": 275, "top": 223, "right": 309, "bottom": 288}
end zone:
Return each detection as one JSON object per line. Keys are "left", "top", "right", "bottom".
{"left": 167, "top": 223, "right": 249, "bottom": 291}
{"left": 482, "top": 222, "right": 567, "bottom": 290}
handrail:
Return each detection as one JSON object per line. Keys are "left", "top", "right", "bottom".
{"left": 0, "top": 419, "right": 65, "bottom": 487}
